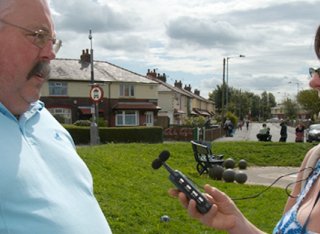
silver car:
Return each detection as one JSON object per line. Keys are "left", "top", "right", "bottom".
{"left": 306, "top": 124, "right": 320, "bottom": 142}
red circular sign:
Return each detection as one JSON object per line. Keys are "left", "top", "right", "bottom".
{"left": 90, "top": 85, "right": 104, "bottom": 102}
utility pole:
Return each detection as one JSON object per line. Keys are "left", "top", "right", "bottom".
{"left": 222, "top": 58, "right": 226, "bottom": 117}
{"left": 89, "top": 29, "right": 100, "bottom": 145}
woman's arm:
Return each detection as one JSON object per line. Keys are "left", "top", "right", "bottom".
{"left": 282, "top": 145, "right": 319, "bottom": 213}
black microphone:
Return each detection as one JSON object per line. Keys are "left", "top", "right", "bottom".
{"left": 152, "top": 150, "right": 212, "bottom": 214}
{"left": 159, "top": 150, "right": 170, "bottom": 162}
{"left": 152, "top": 151, "right": 174, "bottom": 174}
{"left": 151, "top": 151, "right": 170, "bottom": 169}
{"left": 151, "top": 158, "right": 162, "bottom": 169}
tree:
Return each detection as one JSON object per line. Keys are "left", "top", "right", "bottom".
{"left": 209, "top": 85, "right": 278, "bottom": 121}
{"left": 209, "top": 84, "right": 227, "bottom": 112}
{"left": 297, "top": 89, "right": 320, "bottom": 119}
{"left": 250, "top": 95, "right": 262, "bottom": 121}
{"left": 283, "top": 98, "right": 298, "bottom": 120}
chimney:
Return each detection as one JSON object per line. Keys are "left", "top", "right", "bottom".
{"left": 80, "top": 49, "right": 91, "bottom": 63}
{"left": 184, "top": 84, "right": 191, "bottom": 92}
{"left": 146, "top": 68, "right": 157, "bottom": 78}
{"left": 157, "top": 73, "right": 167, "bottom": 82}
{"left": 174, "top": 80, "right": 182, "bottom": 89}
{"left": 194, "top": 89, "right": 200, "bottom": 96}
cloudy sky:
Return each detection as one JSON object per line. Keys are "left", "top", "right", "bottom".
{"left": 49, "top": 0, "right": 320, "bottom": 102}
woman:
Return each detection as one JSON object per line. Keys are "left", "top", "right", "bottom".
{"left": 170, "top": 26, "right": 320, "bottom": 234}
{"left": 295, "top": 123, "right": 305, "bottom": 142}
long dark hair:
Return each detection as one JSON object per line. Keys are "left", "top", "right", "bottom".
{"left": 315, "top": 26, "right": 320, "bottom": 59}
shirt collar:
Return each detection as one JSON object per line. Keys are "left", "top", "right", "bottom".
{"left": 0, "top": 101, "right": 44, "bottom": 121}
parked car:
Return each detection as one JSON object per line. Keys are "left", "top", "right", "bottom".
{"left": 306, "top": 124, "right": 320, "bottom": 142}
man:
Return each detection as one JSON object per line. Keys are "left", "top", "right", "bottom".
{"left": 256, "top": 123, "right": 271, "bottom": 141}
{"left": 0, "top": 1, "right": 111, "bottom": 233}
{"left": 224, "top": 118, "right": 233, "bottom": 137}
{"left": 279, "top": 121, "right": 287, "bottom": 142}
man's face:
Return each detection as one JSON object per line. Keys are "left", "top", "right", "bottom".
{"left": 0, "top": 0, "right": 56, "bottom": 115}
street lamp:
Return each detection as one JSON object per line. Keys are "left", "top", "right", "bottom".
{"left": 277, "top": 91, "right": 289, "bottom": 102}
{"left": 288, "top": 81, "right": 300, "bottom": 96}
{"left": 225, "top": 54, "right": 245, "bottom": 110}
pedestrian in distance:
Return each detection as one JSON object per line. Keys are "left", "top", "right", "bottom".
{"left": 295, "top": 123, "right": 305, "bottom": 143}
{"left": 279, "top": 121, "right": 288, "bottom": 142}
{"left": 0, "top": 1, "right": 111, "bottom": 233}
{"left": 224, "top": 118, "right": 234, "bottom": 137}
{"left": 256, "top": 123, "right": 272, "bottom": 141}
{"left": 246, "top": 120, "right": 250, "bottom": 130}
{"left": 237, "top": 120, "right": 243, "bottom": 130}
{"left": 169, "top": 25, "right": 320, "bottom": 234}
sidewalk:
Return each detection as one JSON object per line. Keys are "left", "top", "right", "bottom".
{"left": 244, "top": 166, "right": 299, "bottom": 189}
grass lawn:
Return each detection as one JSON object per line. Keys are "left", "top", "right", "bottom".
{"left": 77, "top": 141, "right": 316, "bottom": 234}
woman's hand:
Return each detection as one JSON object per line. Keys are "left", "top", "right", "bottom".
{"left": 169, "top": 184, "right": 237, "bottom": 230}
{"left": 169, "top": 184, "right": 265, "bottom": 234}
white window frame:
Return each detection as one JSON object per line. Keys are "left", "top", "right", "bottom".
{"left": 48, "top": 82, "right": 68, "bottom": 96}
{"left": 115, "top": 110, "right": 139, "bottom": 126}
{"left": 120, "top": 84, "right": 135, "bottom": 97}
{"left": 145, "top": 111, "right": 154, "bottom": 126}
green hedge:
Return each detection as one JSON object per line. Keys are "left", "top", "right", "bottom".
{"left": 64, "top": 125, "right": 163, "bottom": 144}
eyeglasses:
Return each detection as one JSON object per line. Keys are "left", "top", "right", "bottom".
{"left": 0, "top": 19, "right": 62, "bottom": 53}
{"left": 309, "top": 67, "right": 320, "bottom": 77}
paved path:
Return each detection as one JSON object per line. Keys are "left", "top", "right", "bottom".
{"left": 245, "top": 166, "right": 299, "bottom": 188}
{"left": 214, "top": 122, "right": 300, "bottom": 188}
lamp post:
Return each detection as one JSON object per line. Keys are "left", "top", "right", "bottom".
{"left": 225, "top": 54, "right": 245, "bottom": 110}
{"left": 89, "top": 29, "right": 100, "bottom": 145}
{"left": 288, "top": 81, "right": 300, "bottom": 96}
{"left": 221, "top": 58, "right": 226, "bottom": 115}
{"left": 277, "top": 91, "right": 289, "bottom": 102}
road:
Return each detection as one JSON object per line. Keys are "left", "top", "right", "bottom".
{"left": 215, "top": 122, "right": 297, "bottom": 142}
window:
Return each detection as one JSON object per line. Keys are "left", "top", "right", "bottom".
{"left": 115, "top": 110, "right": 138, "bottom": 126}
{"left": 145, "top": 111, "right": 154, "bottom": 126}
{"left": 120, "top": 84, "right": 134, "bottom": 97}
{"left": 48, "top": 108, "right": 72, "bottom": 124}
{"left": 49, "top": 82, "right": 68, "bottom": 96}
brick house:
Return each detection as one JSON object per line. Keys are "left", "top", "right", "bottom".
{"left": 146, "top": 69, "right": 215, "bottom": 126}
{"left": 40, "top": 50, "right": 160, "bottom": 127}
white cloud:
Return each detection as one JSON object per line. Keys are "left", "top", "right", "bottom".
{"left": 50, "top": 0, "right": 320, "bottom": 101}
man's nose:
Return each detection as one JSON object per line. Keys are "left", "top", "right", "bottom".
{"left": 39, "top": 41, "right": 57, "bottom": 61}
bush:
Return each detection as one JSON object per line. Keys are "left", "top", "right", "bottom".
{"left": 73, "top": 120, "right": 91, "bottom": 126}
{"left": 184, "top": 116, "right": 206, "bottom": 127}
{"left": 225, "top": 111, "right": 238, "bottom": 127}
{"left": 63, "top": 126, "right": 163, "bottom": 144}
{"left": 100, "top": 127, "right": 163, "bottom": 143}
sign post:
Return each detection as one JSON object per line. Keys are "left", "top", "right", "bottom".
{"left": 89, "top": 85, "right": 103, "bottom": 145}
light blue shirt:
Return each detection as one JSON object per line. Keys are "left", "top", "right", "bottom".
{"left": 0, "top": 101, "right": 112, "bottom": 234}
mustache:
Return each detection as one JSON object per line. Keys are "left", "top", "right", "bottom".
{"left": 27, "top": 62, "right": 51, "bottom": 80}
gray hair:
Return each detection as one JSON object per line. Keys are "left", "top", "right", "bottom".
{"left": 0, "top": 0, "right": 51, "bottom": 29}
